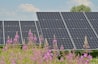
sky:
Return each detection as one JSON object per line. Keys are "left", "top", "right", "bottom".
{"left": 0, "top": 0, "right": 98, "bottom": 20}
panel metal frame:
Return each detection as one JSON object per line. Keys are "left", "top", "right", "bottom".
{"left": 2, "top": 21, "right": 5, "bottom": 45}
{"left": 19, "top": 20, "right": 23, "bottom": 44}
{"left": 35, "top": 21, "right": 40, "bottom": 43}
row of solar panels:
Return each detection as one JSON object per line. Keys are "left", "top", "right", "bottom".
{"left": 0, "top": 21, "right": 42, "bottom": 45}
{"left": 37, "top": 12, "right": 98, "bottom": 49}
{"left": 0, "top": 12, "right": 98, "bottom": 50}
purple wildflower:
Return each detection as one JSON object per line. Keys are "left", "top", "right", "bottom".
{"left": 28, "top": 29, "right": 34, "bottom": 42}
{"left": 13, "top": 38, "right": 18, "bottom": 43}
{"left": 28, "top": 29, "right": 33, "bottom": 37}
{"left": 60, "top": 45, "right": 64, "bottom": 50}
{"left": 13, "top": 31, "right": 19, "bottom": 43}
{"left": 52, "top": 35, "right": 58, "bottom": 49}
{"left": 15, "top": 31, "right": 19, "bottom": 39}
{"left": 33, "top": 34, "right": 37, "bottom": 43}
{"left": 22, "top": 44, "right": 28, "bottom": 50}
{"left": 6, "top": 36, "right": 12, "bottom": 44}
{"left": 43, "top": 50, "right": 53, "bottom": 61}
{"left": 79, "top": 53, "right": 92, "bottom": 64}
{"left": 88, "top": 54, "right": 92, "bottom": 60}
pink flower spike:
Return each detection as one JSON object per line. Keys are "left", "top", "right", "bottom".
{"left": 80, "top": 56, "right": 84, "bottom": 59}
{"left": 83, "top": 53, "right": 88, "bottom": 57}
{"left": 15, "top": 31, "right": 19, "bottom": 39}
{"left": 52, "top": 35, "right": 57, "bottom": 43}
{"left": 33, "top": 34, "right": 37, "bottom": 42}
{"left": 10, "top": 38, "right": 12, "bottom": 44}
{"left": 6, "top": 36, "right": 12, "bottom": 44}
{"left": 13, "top": 38, "right": 18, "bottom": 43}
{"left": 88, "top": 55, "right": 92, "bottom": 60}
{"left": 28, "top": 29, "right": 33, "bottom": 36}
{"left": 22, "top": 44, "right": 28, "bottom": 50}
{"left": 60, "top": 45, "right": 64, "bottom": 50}
{"left": 7, "top": 39, "right": 10, "bottom": 44}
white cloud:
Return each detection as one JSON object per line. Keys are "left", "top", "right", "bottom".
{"left": 0, "top": 9, "right": 17, "bottom": 17}
{"left": 0, "top": 9, "right": 37, "bottom": 20}
{"left": 19, "top": 4, "right": 39, "bottom": 12}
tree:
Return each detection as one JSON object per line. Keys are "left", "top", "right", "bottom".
{"left": 70, "top": 5, "right": 91, "bottom": 12}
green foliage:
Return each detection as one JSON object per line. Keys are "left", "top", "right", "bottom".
{"left": 91, "top": 50, "right": 98, "bottom": 58}
{"left": 0, "top": 44, "right": 97, "bottom": 64}
{"left": 70, "top": 4, "right": 91, "bottom": 12}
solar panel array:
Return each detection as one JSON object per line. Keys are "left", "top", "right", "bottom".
{"left": 20, "top": 21, "right": 38, "bottom": 43}
{"left": 61, "top": 12, "right": 98, "bottom": 49}
{"left": 4, "top": 21, "right": 22, "bottom": 44}
{"left": 37, "top": 12, "right": 98, "bottom": 49}
{"left": 0, "top": 21, "right": 41, "bottom": 45}
{"left": 37, "top": 12, "right": 74, "bottom": 49}
{"left": 0, "top": 12, "right": 98, "bottom": 50}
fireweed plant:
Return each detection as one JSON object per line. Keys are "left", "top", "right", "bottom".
{"left": 0, "top": 31, "right": 97, "bottom": 64}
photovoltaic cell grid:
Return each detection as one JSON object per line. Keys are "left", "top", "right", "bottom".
{"left": 4, "top": 21, "right": 22, "bottom": 44}
{"left": 0, "top": 21, "right": 41, "bottom": 44}
{"left": 37, "top": 12, "right": 98, "bottom": 49}
{"left": 37, "top": 12, "right": 74, "bottom": 49}
{"left": 61, "top": 12, "right": 98, "bottom": 49}
{"left": 0, "top": 12, "right": 98, "bottom": 50}
{"left": 0, "top": 21, "right": 3, "bottom": 44}
{"left": 20, "top": 21, "right": 40, "bottom": 43}
{"left": 85, "top": 12, "right": 98, "bottom": 33}
{"left": 85, "top": 12, "right": 98, "bottom": 48}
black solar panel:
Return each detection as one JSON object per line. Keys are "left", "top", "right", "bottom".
{"left": 64, "top": 20, "right": 91, "bottom": 28}
{"left": 4, "top": 21, "right": 22, "bottom": 44}
{"left": 37, "top": 12, "right": 74, "bottom": 49}
{"left": 0, "top": 12, "right": 98, "bottom": 50}
{"left": 85, "top": 12, "right": 98, "bottom": 49}
{"left": 20, "top": 21, "right": 39, "bottom": 43}
{"left": 85, "top": 12, "right": 98, "bottom": 20}
{"left": 85, "top": 12, "right": 98, "bottom": 30}
{"left": 47, "top": 38, "right": 73, "bottom": 49}
{"left": 0, "top": 21, "right": 3, "bottom": 44}
{"left": 61, "top": 12, "right": 98, "bottom": 49}
{"left": 42, "top": 28, "right": 69, "bottom": 38}
{"left": 37, "top": 12, "right": 61, "bottom": 19}
{"left": 61, "top": 12, "right": 86, "bottom": 19}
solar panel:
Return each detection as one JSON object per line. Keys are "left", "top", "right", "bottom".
{"left": 37, "top": 12, "right": 61, "bottom": 19}
{"left": 4, "top": 21, "right": 22, "bottom": 44}
{"left": 0, "top": 21, "right": 4, "bottom": 44}
{"left": 0, "top": 12, "right": 98, "bottom": 50}
{"left": 85, "top": 12, "right": 98, "bottom": 20}
{"left": 61, "top": 12, "right": 98, "bottom": 49}
{"left": 61, "top": 12, "right": 86, "bottom": 19}
{"left": 37, "top": 12, "right": 74, "bottom": 49}
{"left": 85, "top": 12, "right": 98, "bottom": 48}
{"left": 20, "top": 21, "right": 39, "bottom": 43}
